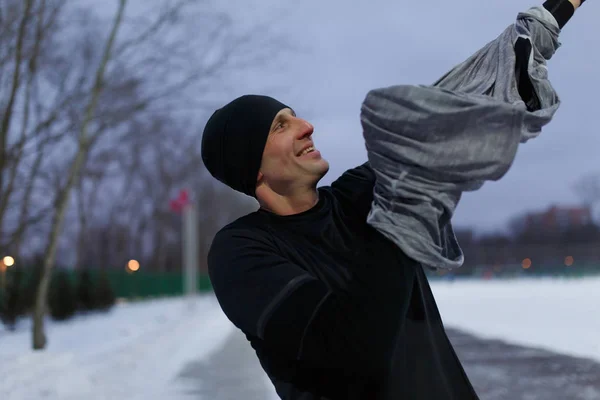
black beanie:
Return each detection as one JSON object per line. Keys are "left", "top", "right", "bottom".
{"left": 201, "top": 95, "right": 289, "bottom": 197}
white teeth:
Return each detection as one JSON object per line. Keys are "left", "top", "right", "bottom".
{"left": 299, "top": 146, "right": 314, "bottom": 156}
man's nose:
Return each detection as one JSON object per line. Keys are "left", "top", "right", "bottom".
{"left": 296, "top": 118, "right": 314, "bottom": 139}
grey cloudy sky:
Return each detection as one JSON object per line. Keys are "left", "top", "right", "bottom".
{"left": 232, "top": 0, "right": 598, "bottom": 232}
{"left": 96, "top": 0, "right": 598, "bottom": 232}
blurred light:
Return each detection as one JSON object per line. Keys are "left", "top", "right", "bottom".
{"left": 3, "top": 256, "right": 14, "bottom": 267}
{"left": 522, "top": 258, "right": 532, "bottom": 269}
{"left": 127, "top": 259, "right": 140, "bottom": 272}
{"left": 565, "top": 256, "right": 574, "bottom": 267}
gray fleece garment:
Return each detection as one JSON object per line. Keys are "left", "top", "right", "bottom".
{"left": 361, "top": 6, "right": 561, "bottom": 270}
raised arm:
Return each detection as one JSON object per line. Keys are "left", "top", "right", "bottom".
{"left": 208, "top": 227, "right": 415, "bottom": 376}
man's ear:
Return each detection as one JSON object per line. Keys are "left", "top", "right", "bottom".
{"left": 257, "top": 171, "right": 264, "bottom": 183}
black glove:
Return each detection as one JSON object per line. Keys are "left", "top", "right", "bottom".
{"left": 543, "top": 0, "right": 576, "bottom": 28}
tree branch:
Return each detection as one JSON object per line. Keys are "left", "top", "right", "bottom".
{"left": 0, "top": 0, "right": 34, "bottom": 204}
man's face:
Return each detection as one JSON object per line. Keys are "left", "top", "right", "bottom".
{"left": 258, "top": 108, "right": 329, "bottom": 192}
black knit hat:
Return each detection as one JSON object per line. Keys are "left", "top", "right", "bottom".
{"left": 201, "top": 95, "right": 289, "bottom": 197}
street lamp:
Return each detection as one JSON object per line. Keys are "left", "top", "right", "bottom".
{"left": 1, "top": 255, "right": 15, "bottom": 290}
{"left": 565, "top": 256, "right": 574, "bottom": 267}
{"left": 126, "top": 259, "right": 140, "bottom": 273}
{"left": 125, "top": 259, "right": 140, "bottom": 299}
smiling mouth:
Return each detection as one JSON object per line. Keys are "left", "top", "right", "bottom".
{"left": 297, "top": 146, "right": 315, "bottom": 156}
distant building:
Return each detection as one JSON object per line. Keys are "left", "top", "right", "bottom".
{"left": 524, "top": 205, "right": 593, "bottom": 231}
{"left": 453, "top": 228, "right": 475, "bottom": 245}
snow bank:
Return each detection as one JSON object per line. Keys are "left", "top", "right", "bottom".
{"left": 0, "top": 295, "right": 234, "bottom": 400}
{"left": 431, "top": 276, "right": 600, "bottom": 363}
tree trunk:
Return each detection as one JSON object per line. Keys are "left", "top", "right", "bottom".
{"left": 13, "top": 139, "right": 47, "bottom": 258}
{"left": 74, "top": 177, "right": 87, "bottom": 270}
{"left": 32, "top": 0, "right": 127, "bottom": 350}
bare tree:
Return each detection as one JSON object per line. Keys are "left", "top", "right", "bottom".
{"left": 32, "top": 0, "right": 128, "bottom": 350}
{"left": 4, "top": 0, "right": 288, "bottom": 255}
{"left": 0, "top": 0, "right": 293, "bottom": 349}
{"left": 573, "top": 172, "right": 600, "bottom": 212}
{"left": 0, "top": 0, "right": 65, "bottom": 247}
{"left": 0, "top": 0, "right": 34, "bottom": 206}
{"left": 1, "top": 0, "right": 78, "bottom": 254}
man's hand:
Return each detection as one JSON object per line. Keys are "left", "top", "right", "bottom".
{"left": 568, "top": 0, "right": 583, "bottom": 9}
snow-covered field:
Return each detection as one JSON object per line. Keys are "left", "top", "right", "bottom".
{"left": 0, "top": 295, "right": 235, "bottom": 400}
{"left": 1, "top": 277, "right": 599, "bottom": 400}
{"left": 431, "top": 276, "right": 600, "bottom": 363}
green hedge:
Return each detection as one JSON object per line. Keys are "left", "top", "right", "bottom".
{"left": 102, "top": 270, "right": 213, "bottom": 298}
{"left": 0, "top": 267, "right": 212, "bottom": 301}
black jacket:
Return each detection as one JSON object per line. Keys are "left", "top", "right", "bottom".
{"left": 208, "top": 163, "right": 479, "bottom": 399}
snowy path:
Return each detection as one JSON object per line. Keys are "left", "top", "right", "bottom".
{"left": 174, "top": 277, "right": 600, "bottom": 400}
{"left": 449, "top": 328, "right": 600, "bottom": 400}
{"left": 175, "top": 324, "right": 600, "bottom": 400}
{"left": 176, "top": 329, "right": 279, "bottom": 400}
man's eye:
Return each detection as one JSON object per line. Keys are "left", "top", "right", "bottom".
{"left": 276, "top": 122, "right": 284, "bottom": 130}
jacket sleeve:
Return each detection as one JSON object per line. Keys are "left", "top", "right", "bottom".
{"left": 208, "top": 226, "right": 415, "bottom": 375}
{"left": 330, "top": 162, "right": 376, "bottom": 220}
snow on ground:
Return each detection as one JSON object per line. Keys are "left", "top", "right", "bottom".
{"left": 431, "top": 276, "right": 600, "bottom": 363}
{"left": 0, "top": 294, "right": 235, "bottom": 400}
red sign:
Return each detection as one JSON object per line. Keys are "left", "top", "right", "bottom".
{"left": 169, "top": 189, "right": 190, "bottom": 213}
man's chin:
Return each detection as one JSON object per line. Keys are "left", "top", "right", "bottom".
{"left": 315, "top": 160, "right": 330, "bottom": 181}
{"left": 311, "top": 156, "right": 328, "bottom": 168}
{"left": 321, "top": 160, "right": 330, "bottom": 174}
{"left": 299, "top": 157, "right": 329, "bottom": 179}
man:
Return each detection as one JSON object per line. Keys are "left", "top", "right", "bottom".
{"left": 201, "top": 1, "right": 585, "bottom": 398}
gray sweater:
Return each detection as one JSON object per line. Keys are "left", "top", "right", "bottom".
{"left": 361, "top": 6, "right": 561, "bottom": 270}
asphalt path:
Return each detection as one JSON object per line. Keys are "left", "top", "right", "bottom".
{"left": 176, "top": 327, "right": 600, "bottom": 399}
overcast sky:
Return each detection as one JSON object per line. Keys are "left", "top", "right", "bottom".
{"left": 96, "top": 0, "right": 598, "bottom": 232}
